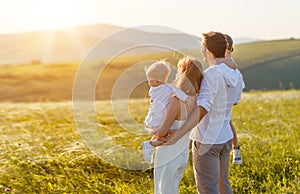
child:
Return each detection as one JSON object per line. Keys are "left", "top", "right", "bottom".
{"left": 142, "top": 60, "right": 188, "bottom": 164}
{"left": 224, "top": 34, "right": 243, "bottom": 164}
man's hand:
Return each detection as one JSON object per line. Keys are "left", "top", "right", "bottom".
{"left": 150, "top": 138, "right": 167, "bottom": 147}
{"left": 150, "top": 130, "right": 175, "bottom": 147}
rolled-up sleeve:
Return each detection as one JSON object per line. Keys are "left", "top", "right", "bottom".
{"left": 234, "top": 75, "right": 245, "bottom": 105}
{"left": 197, "top": 71, "right": 217, "bottom": 113}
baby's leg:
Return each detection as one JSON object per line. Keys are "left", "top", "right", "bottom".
{"left": 230, "top": 120, "right": 238, "bottom": 148}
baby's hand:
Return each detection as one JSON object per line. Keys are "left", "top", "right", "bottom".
{"left": 224, "top": 57, "right": 237, "bottom": 69}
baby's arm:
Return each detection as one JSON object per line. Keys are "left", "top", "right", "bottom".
{"left": 215, "top": 57, "right": 237, "bottom": 69}
{"left": 225, "top": 57, "right": 237, "bottom": 69}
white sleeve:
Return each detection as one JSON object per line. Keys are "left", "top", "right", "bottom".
{"left": 234, "top": 74, "right": 245, "bottom": 105}
{"left": 197, "top": 72, "right": 218, "bottom": 112}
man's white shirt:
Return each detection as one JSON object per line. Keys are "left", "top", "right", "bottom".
{"left": 190, "top": 63, "right": 245, "bottom": 144}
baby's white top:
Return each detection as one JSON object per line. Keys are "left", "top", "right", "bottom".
{"left": 145, "top": 84, "right": 187, "bottom": 131}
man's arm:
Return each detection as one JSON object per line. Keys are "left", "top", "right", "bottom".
{"left": 165, "top": 106, "right": 207, "bottom": 145}
{"left": 163, "top": 106, "right": 207, "bottom": 145}
{"left": 163, "top": 71, "right": 216, "bottom": 145}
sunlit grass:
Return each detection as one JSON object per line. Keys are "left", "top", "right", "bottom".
{"left": 0, "top": 90, "right": 300, "bottom": 193}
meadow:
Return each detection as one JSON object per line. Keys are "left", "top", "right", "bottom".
{"left": 1, "top": 90, "right": 299, "bottom": 193}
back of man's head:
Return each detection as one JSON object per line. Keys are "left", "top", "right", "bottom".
{"left": 202, "top": 32, "right": 227, "bottom": 58}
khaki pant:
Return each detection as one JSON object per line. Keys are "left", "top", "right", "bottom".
{"left": 192, "top": 140, "right": 233, "bottom": 194}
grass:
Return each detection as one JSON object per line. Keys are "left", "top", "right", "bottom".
{"left": 0, "top": 90, "right": 300, "bottom": 193}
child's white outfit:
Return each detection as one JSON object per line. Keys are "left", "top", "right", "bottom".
{"left": 144, "top": 84, "right": 188, "bottom": 131}
{"left": 143, "top": 84, "right": 188, "bottom": 164}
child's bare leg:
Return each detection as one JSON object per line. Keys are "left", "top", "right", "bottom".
{"left": 230, "top": 120, "right": 242, "bottom": 164}
{"left": 230, "top": 120, "right": 239, "bottom": 148}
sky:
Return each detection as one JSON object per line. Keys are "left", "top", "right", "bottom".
{"left": 1, "top": 0, "right": 300, "bottom": 40}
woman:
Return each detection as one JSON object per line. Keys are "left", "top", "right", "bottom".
{"left": 150, "top": 56, "right": 203, "bottom": 194}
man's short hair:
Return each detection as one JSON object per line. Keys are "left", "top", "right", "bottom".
{"left": 202, "top": 31, "right": 227, "bottom": 58}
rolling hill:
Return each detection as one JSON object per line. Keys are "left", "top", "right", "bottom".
{"left": 0, "top": 24, "right": 203, "bottom": 65}
{"left": 233, "top": 39, "right": 300, "bottom": 90}
{"left": 0, "top": 24, "right": 299, "bottom": 101}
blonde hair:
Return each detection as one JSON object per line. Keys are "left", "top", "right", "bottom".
{"left": 145, "top": 60, "right": 171, "bottom": 83}
{"left": 175, "top": 56, "right": 203, "bottom": 95}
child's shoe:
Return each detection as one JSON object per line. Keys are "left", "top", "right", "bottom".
{"left": 143, "top": 141, "right": 154, "bottom": 164}
{"left": 233, "top": 146, "right": 242, "bottom": 164}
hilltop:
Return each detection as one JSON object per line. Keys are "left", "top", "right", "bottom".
{"left": 0, "top": 26, "right": 299, "bottom": 101}
{"left": 233, "top": 39, "right": 300, "bottom": 90}
{"left": 0, "top": 24, "right": 203, "bottom": 65}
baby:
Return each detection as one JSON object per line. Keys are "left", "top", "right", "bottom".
{"left": 142, "top": 60, "right": 187, "bottom": 164}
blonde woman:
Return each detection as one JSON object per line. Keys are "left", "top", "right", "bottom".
{"left": 150, "top": 56, "right": 203, "bottom": 194}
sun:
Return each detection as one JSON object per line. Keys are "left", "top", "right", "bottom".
{"left": 34, "top": 0, "right": 81, "bottom": 31}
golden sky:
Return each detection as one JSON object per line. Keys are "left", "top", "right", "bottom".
{"left": 1, "top": 0, "right": 299, "bottom": 39}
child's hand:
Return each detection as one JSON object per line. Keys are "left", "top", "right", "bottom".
{"left": 215, "top": 57, "right": 237, "bottom": 69}
{"left": 224, "top": 57, "right": 237, "bottom": 69}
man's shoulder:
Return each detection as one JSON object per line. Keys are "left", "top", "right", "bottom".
{"left": 204, "top": 65, "right": 223, "bottom": 78}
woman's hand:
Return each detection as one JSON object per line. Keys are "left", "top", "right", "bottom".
{"left": 150, "top": 130, "right": 176, "bottom": 147}
{"left": 150, "top": 138, "right": 166, "bottom": 147}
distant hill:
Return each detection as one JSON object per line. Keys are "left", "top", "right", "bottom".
{"left": 232, "top": 39, "right": 300, "bottom": 90}
{"left": 0, "top": 24, "right": 299, "bottom": 101}
{"left": 0, "top": 24, "right": 203, "bottom": 65}
{"left": 0, "top": 23, "right": 260, "bottom": 66}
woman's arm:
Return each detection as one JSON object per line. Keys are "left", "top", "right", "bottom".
{"left": 153, "top": 96, "right": 181, "bottom": 137}
{"left": 164, "top": 106, "right": 207, "bottom": 145}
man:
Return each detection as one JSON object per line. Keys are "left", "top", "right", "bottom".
{"left": 166, "top": 31, "right": 245, "bottom": 193}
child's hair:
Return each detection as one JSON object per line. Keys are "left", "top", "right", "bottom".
{"left": 224, "top": 34, "right": 234, "bottom": 52}
{"left": 202, "top": 31, "right": 227, "bottom": 58}
{"left": 145, "top": 60, "right": 171, "bottom": 83}
{"left": 175, "top": 56, "right": 203, "bottom": 95}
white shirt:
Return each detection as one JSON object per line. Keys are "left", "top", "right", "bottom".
{"left": 145, "top": 84, "right": 188, "bottom": 131}
{"left": 190, "top": 63, "right": 245, "bottom": 144}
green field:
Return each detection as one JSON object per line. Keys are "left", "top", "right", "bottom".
{"left": 1, "top": 90, "right": 299, "bottom": 193}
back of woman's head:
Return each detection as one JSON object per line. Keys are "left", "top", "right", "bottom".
{"left": 175, "top": 56, "right": 203, "bottom": 95}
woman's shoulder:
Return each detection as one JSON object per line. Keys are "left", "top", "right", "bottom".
{"left": 166, "top": 84, "right": 188, "bottom": 101}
